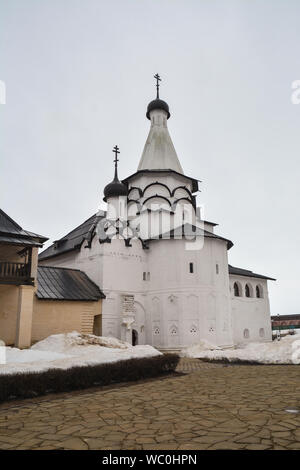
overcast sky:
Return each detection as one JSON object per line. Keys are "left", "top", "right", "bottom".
{"left": 1, "top": 0, "right": 299, "bottom": 315}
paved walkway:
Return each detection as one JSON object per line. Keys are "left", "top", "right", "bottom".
{"left": 176, "top": 357, "right": 225, "bottom": 372}
{"left": 0, "top": 360, "right": 299, "bottom": 450}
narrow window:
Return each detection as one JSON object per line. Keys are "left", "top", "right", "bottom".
{"left": 143, "top": 272, "right": 146, "bottom": 281}
{"left": 216, "top": 264, "right": 219, "bottom": 274}
{"left": 256, "top": 285, "right": 262, "bottom": 298}
{"left": 234, "top": 282, "right": 240, "bottom": 297}
{"left": 245, "top": 284, "right": 251, "bottom": 298}
{"left": 243, "top": 328, "right": 250, "bottom": 339}
{"left": 259, "top": 328, "right": 265, "bottom": 338}
{"left": 189, "top": 262, "right": 194, "bottom": 273}
{"left": 147, "top": 272, "right": 150, "bottom": 281}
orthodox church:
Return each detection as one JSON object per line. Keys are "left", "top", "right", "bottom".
{"left": 39, "top": 76, "right": 275, "bottom": 350}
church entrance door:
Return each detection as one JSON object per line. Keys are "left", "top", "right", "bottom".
{"left": 132, "top": 329, "right": 138, "bottom": 346}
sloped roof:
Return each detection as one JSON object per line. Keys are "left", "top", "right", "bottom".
{"left": 37, "top": 266, "right": 105, "bottom": 301}
{"left": 228, "top": 264, "right": 276, "bottom": 281}
{"left": 0, "top": 208, "right": 48, "bottom": 247}
{"left": 39, "top": 212, "right": 105, "bottom": 261}
{"left": 153, "top": 223, "right": 233, "bottom": 250}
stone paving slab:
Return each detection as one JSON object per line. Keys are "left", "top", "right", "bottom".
{"left": 0, "top": 361, "right": 299, "bottom": 450}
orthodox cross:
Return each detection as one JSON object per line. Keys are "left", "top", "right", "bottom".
{"left": 154, "top": 73, "right": 161, "bottom": 99}
{"left": 112, "top": 145, "right": 120, "bottom": 167}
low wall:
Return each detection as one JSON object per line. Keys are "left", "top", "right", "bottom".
{"left": 31, "top": 297, "right": 102, "bottom": 343}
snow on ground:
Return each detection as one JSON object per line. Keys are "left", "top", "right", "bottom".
{"left": 182, "top": 333, "right": 300, "bottom": 364}
{"left": 0, "top": 332, "right": 161, "bottom": 375}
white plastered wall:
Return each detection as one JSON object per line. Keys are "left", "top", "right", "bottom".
{"left": 230, "top": 275, "right": 272, "bottom": 344}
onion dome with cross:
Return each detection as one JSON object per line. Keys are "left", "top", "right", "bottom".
{"left": 103, "top": 145, "right": 128, "bottom": 202}
{"left": 146, "top": 73, "right": 170, "bottom": 120}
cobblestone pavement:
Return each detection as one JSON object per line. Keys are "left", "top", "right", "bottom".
{"left": 176, "top": 357, "right": 226, "bottom": 372}
{"left": 0, "top": 360, "right": 299, "bottom": 450}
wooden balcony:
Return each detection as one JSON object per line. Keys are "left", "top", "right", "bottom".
{"left": 0, "top": 262, "right": 34, "bottom": 285}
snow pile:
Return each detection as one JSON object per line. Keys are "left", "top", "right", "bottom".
{"left": 5, "top": 348, "right": 68, "bottom": 364}
{"left": 182, "top": 339, "right": 221, "bottom": 358}
{"left": 0, "top": 332, "right": 161, "bottom": 375}
{"left": 31, "top": 331, "right": 130, "bottom": 352}
{"left": 182, "top": 334, "right": 300, "bottom": 364}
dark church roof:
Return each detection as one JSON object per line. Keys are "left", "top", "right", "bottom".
{"left": 103, "top": 174, "right": 128, "bottom": 202}
{"left": 228, "top": 265, "right": 276, "bottom": 281}
{"left": 37, "top": 266, "right": 105, "bottom": 301}
{"left": 146, "top": 98, "right": 170, "bottom": 120}
{"left": 0, "top": 208, "right": 48, "bottom": 247}
{"left": 152, "top": 223, "right": 233, "bottom": 250}
{"left": 39, "top": 212, "right": 105, "bottom": 261}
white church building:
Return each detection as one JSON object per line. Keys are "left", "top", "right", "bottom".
{"left": 39, "top": 77, "right": 275, "bottom": 350}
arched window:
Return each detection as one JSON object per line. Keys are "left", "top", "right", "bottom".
{"left": 243, "top": 328, "right": 250, "bottom": 339}
{"left": 256, "top": 285, "right": 263, "bottom": 298}
{"left": 259, "top": 328, "right": 265, "bottom": 338}
{"left": 234, "top": 282, "right": 240, "bottom": 297}
{"left": 245, "top": 284, "right": 251, "bottom": 298}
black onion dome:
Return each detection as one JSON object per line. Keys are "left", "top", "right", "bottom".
{"left": 146, "top": 98, "right": 170, "bottom": 120}
{"left": 103, "top": 175, "right": 128, "bottom": 202}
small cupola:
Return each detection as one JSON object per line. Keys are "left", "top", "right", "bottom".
{"left": 146, "top": 99, "right": 170, "bottom": 120}
{"left": 146, "top": 73, "right": 170, "bottom": 120}
{"left": 103, "top": 145, "right": 128, "bottom": 202}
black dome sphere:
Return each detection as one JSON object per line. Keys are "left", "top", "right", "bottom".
{"left": 103, "top": 177, "right": 128, "bottom": 202}
{"left": 146, "top": 99, "right": 170, "bottom": 120}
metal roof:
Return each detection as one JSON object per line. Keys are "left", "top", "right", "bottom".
{"left": 228, "top": 264, "right": 276, "bottom": 281}
{"left": 39, "top": 212, "right": 105, "bottom": 261}
{"left": 0, "top": 209, "right": 48, "bottom": 247}
{"left": 37, "top": 266, "right": 105, "bottom": 301}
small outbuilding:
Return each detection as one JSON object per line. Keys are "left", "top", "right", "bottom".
{"left": 0, "top": 208, "right": 105, "bottom": 347}
{"left": 32, "top": 266, "right": 105, "bottom": 342}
